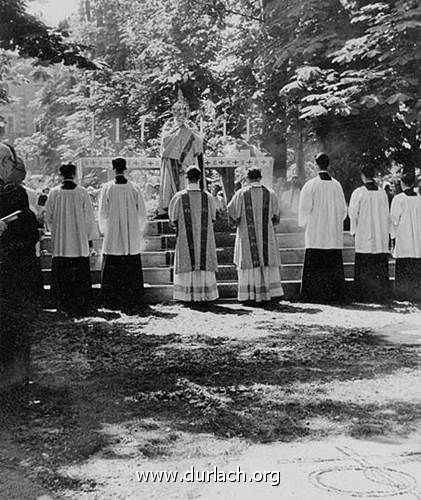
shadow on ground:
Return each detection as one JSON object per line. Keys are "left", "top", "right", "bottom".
{"left": 0, "top": 304, "right": 420, "bottom": 491}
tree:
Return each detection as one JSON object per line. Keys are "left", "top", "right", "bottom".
{"left": 279, "top": 0, "right": 421, "bottom": 194}
{"left": 0, "top": 0, "right": 103, "bottom": 69}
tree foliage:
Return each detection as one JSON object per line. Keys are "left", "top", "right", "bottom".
{"left": 10, "top": 0, "right": 421, "bottom": 187}
{"left": 0, "top": 0, "right": 103, "bottom": 69}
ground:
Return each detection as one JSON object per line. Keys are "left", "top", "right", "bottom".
{"left": 0, "top": 300, "right": 420, "bottom": 499}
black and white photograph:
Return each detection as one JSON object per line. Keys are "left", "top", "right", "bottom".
{"left": 0, "top": 0, "right": 420, "bottom": 498}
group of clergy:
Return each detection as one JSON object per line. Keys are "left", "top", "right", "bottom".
{"left": 299, "top": 153, "right": 421, "bottom": 304}
{"left": 5, "top": 150, "right": 420, "bottom": 315}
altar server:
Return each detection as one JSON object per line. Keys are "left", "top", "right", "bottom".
{"left": 349, "top": 165, "right": 391, "bottom": 302}
{"left": 98, "top": 158, "right": 147, "bottom": 310}
{"left": 390, "top": 172, "right": 421, "bottom": 302}
{"left": 298, "top": 153, "right": 347, "bottom": 303}
{"left": 169, "top": 166, "right": 218, "bottom": 302}
{"left": 228, "top": 168, "right": 284, "bottom": 303}
{"left": 45, "top": 163, "right": 97, "bottom": 315}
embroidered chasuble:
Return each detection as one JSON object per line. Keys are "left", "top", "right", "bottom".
{"left": 227, "top": 183, "right": 284, "bottom": 302}
{"left": 169, "top": 189, "right": 217, "bottom": 274}
{"left": 159, "top": 126, "right": 204, "bottom": 212}
{"left": 228, "top": 184, "right": 280, "bottom": 270}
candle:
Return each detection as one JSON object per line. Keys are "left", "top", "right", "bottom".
{"left": 222, "top": 119, "right": 227, "bottom": 138}
{"left": 115, "top": 118, "right": 120, "bottom": 143}
{"left": 246, "top": 118, "right": 250, "bottom": 141}
{"left": 141, "top": 117, "right": 145, "bottom": 143}
{"left": 200, "top": 118, "right": 204, "bottom": 134}
{"left": 91, "top": 114, "right": 95, "bottom": 142}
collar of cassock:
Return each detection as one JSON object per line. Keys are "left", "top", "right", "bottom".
{"left": 403, "top": 187, "right": 417, "bottom": 196}
{"left": 250, "top": 182, "right": 261, "bottom": 187}
{"left": 61, "top": 180, "right": 77, "bottom": 190}
{"left": 318, "top": 171, "right": 332, "bottom": 181}
{"left": 187, "top": 183, "right": 200, "bottom": 191}
{"left": 115, "top": 175, "right": 128, "bottom": 184}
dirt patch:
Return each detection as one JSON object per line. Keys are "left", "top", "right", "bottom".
{"left": 0, "top": 302, "right": 420, "bottom": 497}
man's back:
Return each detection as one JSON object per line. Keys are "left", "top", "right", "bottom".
{"left": 391, "top": 192, "right": 421, "bottom": 258}
{"left": 299, "top": 175, "right": 347, "bottom": 249}
{"left": 349, "top": 185, "right": 390, "bottom": 254}
{"left": 99, "top": 180, "right": 146, "bottom": 256}
{"left": 46, "top": 184, "right": 95, "bottom": 258}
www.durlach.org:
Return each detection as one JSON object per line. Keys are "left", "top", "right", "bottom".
{"left": 136, "top": 466, "right": 281, "bottom": 486}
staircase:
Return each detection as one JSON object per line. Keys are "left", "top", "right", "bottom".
{"left": 40, "top": 217, "right": 395, "bottom": 304}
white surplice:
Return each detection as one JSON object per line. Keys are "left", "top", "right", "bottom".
{"left": 348, "top": 185, "right": 390, "bottom": 254}
{"left": 45, "top": 185, "right": 97, "bottom": 257}
{"left": 390, "top": 193, "right": 421, "bottom": 258}
{"left": 98, "top": 180, "right": 147, "bottom": 255}
{"left": 298, "top": 174, "right": 347, "bottom": 249}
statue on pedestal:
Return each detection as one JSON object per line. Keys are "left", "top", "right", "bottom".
{"left": 156, "top": 90, "right": 205, "bottom": 219}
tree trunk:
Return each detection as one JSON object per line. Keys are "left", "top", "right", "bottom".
{"left": 261, "top": 131, "right": 287, "bottom": 180}
{"left": 296, "top": 121, "right": 305, "bottom": 182}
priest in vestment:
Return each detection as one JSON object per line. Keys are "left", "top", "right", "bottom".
{"left": 228, "top": 168, "right": 284, "bottom": 303}
{"left": 45, "top": 164, "right": 97, "bottom": 315}
{"left": 391, "top": 172, "right": 421, "bottom": 302}
{"left": 98, "top": 158, "right": 147, "bottom": 310}
{"left": 169, "top": 166, "right": 218, "bottom": 302}
{"left": 157, "top": 92, "right": 204, "bottom": 218}
{"left": 298, "top": 153, "right": 347, "bottom": 303}
{"left": 349, "top": 165, "right": 391, "bottom": 303}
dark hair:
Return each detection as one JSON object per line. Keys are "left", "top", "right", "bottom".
{"left": 315, "top": 153, "right": 329, "bottom": 170}
{"left": 401, "top": 172, "right": 415, "bottom": 187}
{"left": 186, "top": 166, "right": 201, "bottom": 182}
{"left": 246, "top": 168, "right": 262, "bottom": 181}
{"left": 361, "top": 164, "right": 375, "bottom": 179}
{"left": 112, "top": 157, "right": 127, "bottom": 173}
{"left": 59, "top": 163, "right": 76, "bottom": 178}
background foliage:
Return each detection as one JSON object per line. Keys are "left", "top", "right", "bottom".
{"left": 1, "top": 0, "right": 419, "bottom": 195}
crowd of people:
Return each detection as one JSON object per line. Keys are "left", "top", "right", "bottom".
{"left": 1, "top": 130, "right": 421, "bottom": 318}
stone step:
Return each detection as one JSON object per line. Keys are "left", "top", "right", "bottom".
{"left": 42, "top": 276, "right": 396, "bottom": 306}
{"left": 43, "top": 281, "right": 298, "bottom": 304}
{"left": 40, "top": 231, "right": 353, "bottom": 254}
{"left": 41, "top": 261, "right": 396, "bottom": 286}
{"left": 40, "top": 246, "right": 359, "bottom": 269}
{"left": 140, "top": 233, "right": 355, "bottom": 252}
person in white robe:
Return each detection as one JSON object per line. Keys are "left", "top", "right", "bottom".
{"left": 98, "top": 157, "right": 147, "bottom": 310}
{"left": 349, "top": 165, "right": 391, "bottom": 303}
{"left": 169, "top": 166, "right": 218, "bottom": 302}
{"left": 45, "top": 163, "right": 97, "bottom": 315}
{"left": 390, "top": 172, "right": 421, "bottom": 302}
{"left": 228, "top": 168, "right": 284, "bottom": 304}
{"left": 298, "top": 153, "right": 347, "bottom": 303}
